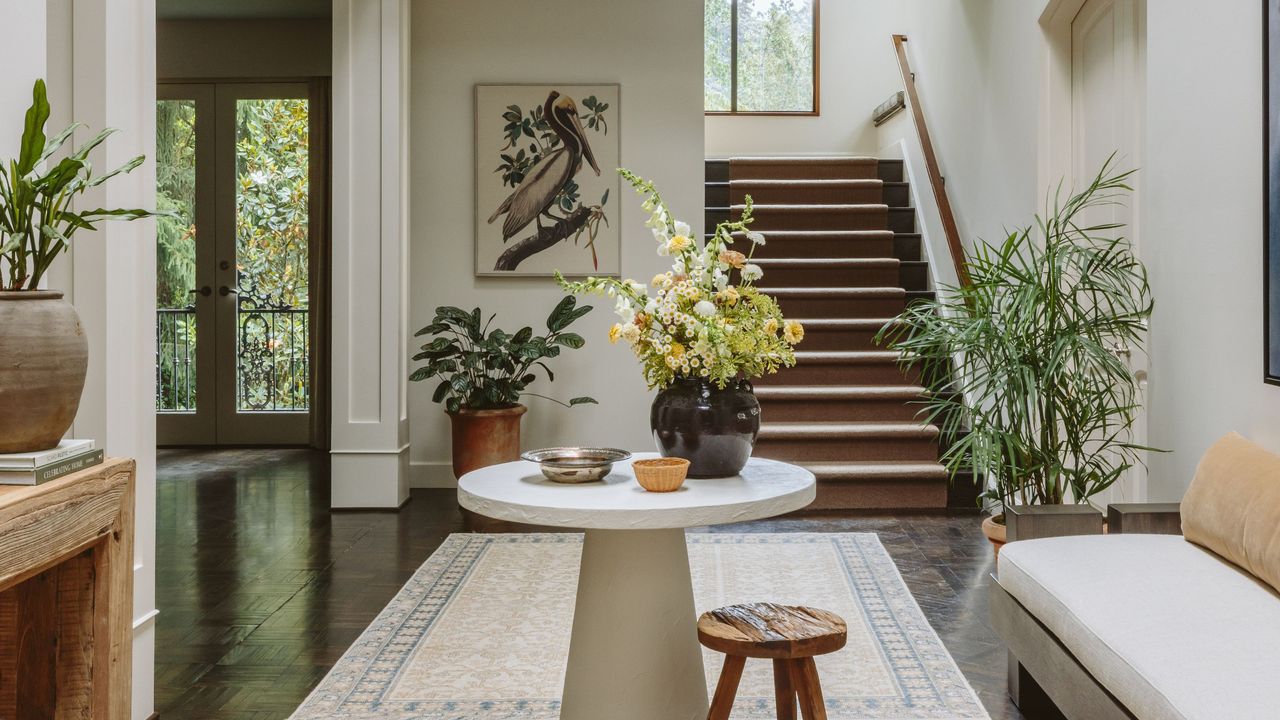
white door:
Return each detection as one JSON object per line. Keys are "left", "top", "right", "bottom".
{"left": 1071, "top": 0, "right": 1147, "bottom": 503}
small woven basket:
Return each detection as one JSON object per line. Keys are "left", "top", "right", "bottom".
{"left": 633, "top": 457, "right": 690, "bottom": 492}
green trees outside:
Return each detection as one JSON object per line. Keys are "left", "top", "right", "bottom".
{"left": 155, "top": 97, "right": 311, "bottom": 412}
{"left": 704, "top": 0, "right": 815, "bottom": 113}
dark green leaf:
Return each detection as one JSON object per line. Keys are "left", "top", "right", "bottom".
{"left": 552, "top": 332, "right": 585, "bottom": 349}
{"left": 18, "top": 79, "right": 50, "bottom": 175}
{"left": 568, "top": 397, "right": 598, "bottom": 406}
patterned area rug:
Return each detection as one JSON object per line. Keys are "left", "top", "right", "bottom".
{"left": 292, "top": 533, "right": 989, "bottom": 719}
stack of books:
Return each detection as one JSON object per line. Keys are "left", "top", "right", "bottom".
{"left": 0, "top": 439, "right": 103, "bottom": 485}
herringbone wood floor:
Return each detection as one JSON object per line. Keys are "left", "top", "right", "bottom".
{"left": 155, "top": 448, "right": 1023, "bottom": 719}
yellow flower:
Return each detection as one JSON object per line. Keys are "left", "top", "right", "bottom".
{"left": 783, "top": 320, "right": 805, "bottom": 345}
{"left": 716, "top": 287, "right": 740, "bottom": 306}
{"left": 666, "top": 235, "right": 692, "bottom": 254}
{"left": 669, "top": 342, "right": 686, "bottom": 359}
{"left": 764, "top": 317, "right": 779, "bottom": 334}
{"left": 608, "top": 323, "right": 623, "bottom": 344}
{"left": 651, "top": 273, "right": 671, "bottom": 288}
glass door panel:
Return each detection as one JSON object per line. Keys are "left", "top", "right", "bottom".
{"left": 156, "top": 85, "right": 216, "bottom": 445}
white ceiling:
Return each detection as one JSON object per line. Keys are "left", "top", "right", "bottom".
{"left": 157, "top": 0, "right": 330, "bottom": 20}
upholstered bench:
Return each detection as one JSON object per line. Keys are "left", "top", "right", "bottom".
{"left": 990, "top": 432, "right": 1280, "bottom": 720}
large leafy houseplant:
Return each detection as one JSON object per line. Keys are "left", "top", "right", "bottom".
{"left": 877, "top": 159, "right": 1158, "bottom": 515}
{"left": 0, "top": 79, "right": 158, "bottom": 453}
{"left": 409, "top": 296, "right": 597, "bottom": 478}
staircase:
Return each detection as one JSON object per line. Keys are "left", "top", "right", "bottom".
{"left": 705, "top": 156, "right": 948, "bottom": 510}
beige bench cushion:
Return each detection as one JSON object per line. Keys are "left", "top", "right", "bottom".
{"left": 1182, "top": 432, "right": 1280, "bottom": 595}
{"left": 999, "top": 534, "right": 1280, "bottom": 720}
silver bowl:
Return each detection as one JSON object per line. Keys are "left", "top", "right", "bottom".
{"left": 521, "top": 447, "right": 632, "bottom": 484}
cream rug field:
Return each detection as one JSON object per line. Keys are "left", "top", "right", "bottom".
{"left": 292, "top": 533, "right": 989, "bottom": 719}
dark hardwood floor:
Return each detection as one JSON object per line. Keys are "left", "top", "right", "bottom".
{"left": 155, "top": 448, "right": 1022, "bottom": 719}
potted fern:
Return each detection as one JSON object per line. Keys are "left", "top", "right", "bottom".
{"left": 877, "top": 159, "right": 1159, "bottom": 553}
{"left": 0, "top": 79, "right": 158, "bottom": 452}
{"left": 410, "top": 296, "right": 597, "bottom": 478}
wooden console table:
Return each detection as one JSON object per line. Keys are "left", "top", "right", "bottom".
{"left": 0, "top": 458, "right": 135, "bottom": 719}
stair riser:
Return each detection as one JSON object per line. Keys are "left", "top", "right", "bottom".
{"left": 760, "top": 398, "right": 926, "bottom": 423}
{"left": 789, "top": 328, "right": 885, "bottom": 351}
{"left": 706, "top": 183, "right": 729, "bottom": 207}
{"left": 731, "top": 162, "right": 879, "bottom": 181}
{"left": 882, "top": 183, "right": 910, "bottom": 207}
{"left": 810, "top": 482, "right": 947, "bottom": 510}
{"left": 895, "top": 235, "right": 922, "bottom": 261}
{"left": 749, "top": 265, "right": 900, "bottom": 288}
{"left": 877, "top": 161, "right": 904, "bottom": 183}
{"left": 888, "top": 208, "right": 915, "bottom": 233}
{"left": 757, "top": 363, "right": 919, "bottom": 386}
{"left": 730, "top": 185, "right": 883, "bottom": 205}
{"left": 900, "top": 263, "right": 928, "bottom": 291}
{"left": 755, "top": 436, "right": 939, "bottom": 462}
{"left": 706, "top": 161, "right": 730, "bottom": 183}
{"left": 745, "top": 209, "right": 889, "bottom": 232}
{"left": 775, "top": 295, "right": 905, "bottom": 317}
{"left": 748, "top": 237, "right": 896, "bottom": 260}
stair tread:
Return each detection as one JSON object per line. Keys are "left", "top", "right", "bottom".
{"left": 790, "top": 317, "right": 900, "bottom": 328}
{"left": 729, "top": 156, "right": 878, "bottom": 163}
{"left": 730, "top": 179, "right": 883, "bottom": 187}
{"left": 794, "top": 350, "right": 900, "bottom": 361}
{"left": 752, "top": 258, "right": 899, "bottom": 268}
{"left": 804, "top": 461, "right": 948, "bottom": 482}
{"left": 755, "top": 385, "right": 927, "bottom": 399}
{"left": 758, "top": 421, "right": 940, "bottom": 437}
{"left": 732, "top": 203, "right": 889, "bottom": 212}
{"left": 726, "top": 230, "right": 895, "bottom": 240}
{"left": 767, "top": 287, "right": 905, "bottom": 297}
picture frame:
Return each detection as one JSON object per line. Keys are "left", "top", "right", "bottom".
{"left": 474, "top": 83, "right": 621, "bottom": 277}
{"left": 1266, "top": 0, "right": 1280, "bottom": 383}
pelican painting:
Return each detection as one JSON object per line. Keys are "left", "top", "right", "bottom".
{"left": 475, "top": 84, "right": 620, "bottom": 277}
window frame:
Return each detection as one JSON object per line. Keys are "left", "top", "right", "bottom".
{"left": 705, "top": 0, "right": 821, "bottom": 116}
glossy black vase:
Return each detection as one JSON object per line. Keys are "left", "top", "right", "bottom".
{"left": 650, "top": 377, "right": 761, "bottom": 478}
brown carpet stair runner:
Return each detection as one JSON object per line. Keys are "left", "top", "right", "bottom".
{"left": 706, "top": 156, "right": 948, "bottom": 510}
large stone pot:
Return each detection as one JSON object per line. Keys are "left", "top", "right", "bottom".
{"left": 447, "top": 404, "right": 528, "bottom": 479}
{"left": 0, "top": 291, "right": 88, "bottom": 453}
{"left": 651, "top": 377, "right": 761, "bottom": 478}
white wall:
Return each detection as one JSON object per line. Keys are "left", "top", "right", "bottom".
{"left": 409, "top": 0, "right": 705, "bottom": 486}
{"left": 863, "top": 0, "right": 1280, "bottom": 499}
{"left": 1142, "top": 2, "right": 1280, "bottom": 499}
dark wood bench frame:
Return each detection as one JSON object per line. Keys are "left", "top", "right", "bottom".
{"left": 991, "top": 502, "right": 1181, "bottom": 719}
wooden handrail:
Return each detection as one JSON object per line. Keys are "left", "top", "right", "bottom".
{"left": 892, "top": 34, "right": 972, "bottom": 288}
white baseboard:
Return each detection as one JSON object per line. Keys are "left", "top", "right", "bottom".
{"left": 411, "top": 460, "right": 457, "bottom": 488}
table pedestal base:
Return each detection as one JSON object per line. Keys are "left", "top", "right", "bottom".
{"left": 560, "top": 528, "right": 708, "bottom": 720}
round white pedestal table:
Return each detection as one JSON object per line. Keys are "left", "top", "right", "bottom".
{"left": 457, "top": 453, "right": 816, "bottom": 720}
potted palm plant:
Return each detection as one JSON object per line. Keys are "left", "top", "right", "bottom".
{"left": 410, "top": 297, "right": 597, "bottom": 478}
{"left": 877, "top": 159, "right": 1159, "bottom": 554}
{"left": 0, "top": 79, "right": 158, "bottom": 452}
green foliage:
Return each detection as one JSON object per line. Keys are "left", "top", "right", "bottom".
{"left": 156, "top": 100, "right": 197, "bottom": 309}
{"left": 876, "top": 157, "right": 1161, "bottom": 508}
{"left": 705, "top": 0, "right": 814, "bottom": 112}
{"left": 0, "top": 79, "right": 160, "bottom": 290}
{"left": 409, "top": 296, "right": 597, "bottom": 412}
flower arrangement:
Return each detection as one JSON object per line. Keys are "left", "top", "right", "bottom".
{"left": 558, "top": 169, "right": 802, "bottom": 389}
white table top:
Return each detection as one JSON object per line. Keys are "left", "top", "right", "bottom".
{"left": 457, "top": 453, "right": 816, "bottom": 530}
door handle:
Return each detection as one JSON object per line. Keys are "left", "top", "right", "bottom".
{"left": 188, "top": 286, "right": 212, "bottom": 297}
{"left": 218, "top": 285, "right": 238, "bottom": 297}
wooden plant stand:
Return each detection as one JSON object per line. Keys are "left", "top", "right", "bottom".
{"left": 0, "top": 458, "right": 135, "bottom": 719}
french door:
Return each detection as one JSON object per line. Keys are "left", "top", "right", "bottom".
{"left": 156, "top": 82, "right": 324, "bottom": 446}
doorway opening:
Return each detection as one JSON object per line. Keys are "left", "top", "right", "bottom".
{"left": 155, "top": 80, "right": 330, "bottom": 447}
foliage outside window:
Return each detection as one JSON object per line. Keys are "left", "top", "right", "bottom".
{"left": 705, "top": 0, "right": 818, "bottom": 114}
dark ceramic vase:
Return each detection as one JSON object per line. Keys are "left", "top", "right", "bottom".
{"left": 650, "top": 377, "right": 761, "bottom": 478}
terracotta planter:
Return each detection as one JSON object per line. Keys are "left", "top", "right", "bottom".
{"left": 447, "top": 404, "right": 528, "bottom": 479}
{"left": 982, "top": 514, "right": 1007, "bottom": 558}
{"left": 0, "top": 291, "right": 88, "bottom": 453}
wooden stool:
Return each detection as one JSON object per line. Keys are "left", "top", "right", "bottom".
{"left": 698, "top": 603, "right": 847, "bottom": 720}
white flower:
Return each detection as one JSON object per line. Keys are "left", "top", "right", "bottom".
{"left": 674, "top": 220, "right": 691, "bottom": 237}
{"left": 620, "top": 323, "right": 641, "bottom": 343}
{"left": 746, "top": 231, "right": 767, "bottom": 246}
{"left": 673, "top": 258, "right": 686, "bottom": 274}
{"left": 644, "top": 298, "right": 658, "bottom": 313}
{"left": 644, "top": 207, "right": 667, "bottom": 230}
{"left": 741, "top": 263, "right": 763, "bottom": 282}
{"left": 694, "top": 300, "right": 716, "bottom": 317}
{"left": 652, "top": 228, "right": 669, "bottom": 244}
{"left": 713, "top": 269, "right": 729, "bottom": 291}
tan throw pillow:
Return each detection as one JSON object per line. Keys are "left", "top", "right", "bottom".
{"left": 1182, "top": 432, "right": 1280, "bottom": 595}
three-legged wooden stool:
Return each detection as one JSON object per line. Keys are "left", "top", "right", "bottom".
{"left": 698, "top": 603, "right": 848, "bottom": 720}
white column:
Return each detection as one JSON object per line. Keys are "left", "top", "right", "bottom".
{"left": 45, "top": 1, "right": 159, "bottom": 718}
{"left": 330, "top": 0, "right": 412, "bottom": 508}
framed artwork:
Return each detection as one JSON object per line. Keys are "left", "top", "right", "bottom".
{"left": 1268, "top": 1, "right": 1280, "bottom": 383}
{"left": 475, "top": 84, "right": 620, "bottom": 277}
